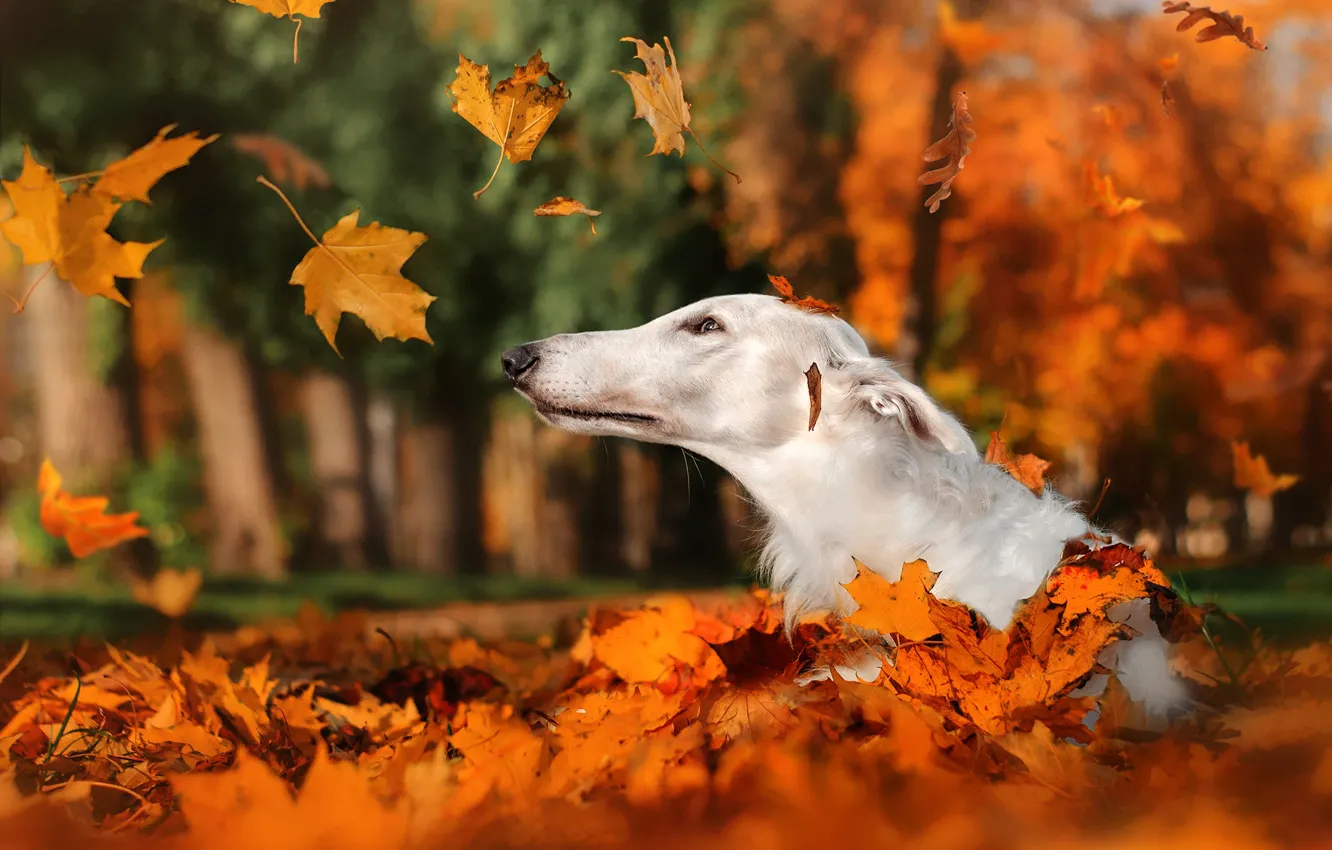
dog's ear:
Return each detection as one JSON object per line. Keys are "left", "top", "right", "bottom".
{"left": 848, "top": 361, "right": 979, "bottom": 457}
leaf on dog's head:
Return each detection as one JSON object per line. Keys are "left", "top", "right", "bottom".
{"left": 1231, "top": 440, "right": 1299, "bottom": 497}
{"left": 534, "top": 196, "right": 601, "bottom": 235}
{"left": 769, "top": 274, "right": 840, "bottom": 315}
{"left": 1161, "top": 2, "right": 1267, "bottom": 51}
{"left": 984, "top": 430, "right": 1051, "bottom": 496}
{"left": 805, "top": 363, "right": 823, "bottom": 431}
{"left": 919, "top": 91, "right": 976, "bottom": 214}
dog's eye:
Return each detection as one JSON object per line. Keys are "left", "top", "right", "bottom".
{"left": 695, "top": 317, "right": 722, "bottom": 334}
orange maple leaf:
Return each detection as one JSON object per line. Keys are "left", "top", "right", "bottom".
{"left": 919, "top": 91, "right": 976, "bottom": 213}
{"left": 227, "top": 0, "right": 336, "bottom": 63}
{"left": 984, "top": 430, "right": 1052, "bottom": 495}
{"left": 842, "top": 559, "right": 941, "bottom": 643}
{"left": 37, "top": 459, "right": 149, "bottom": 558}
{"left": 588, "top": 596, "right": 728, "bottom": 690}
{"left": 93, "top": 124, "right": 219, "bottom": 205}
{"left": 1, "top": 149, "right": 162, "bottom": 307}
{"left": 231, "top": 134, "right": 331, "bottom": 191}
{"left": 534, "top": 196, "right": 602, "bottom": 235}
{"left": 1162, "top": 2, "right": 1267, "bottom": 51}
{"left": 259, "top": 177, "right": 435, "bottom": 355}
{"left": 769, "top": 274, "right": 840, "bottom": 315}
{"left": 1231, "top": 440, "right": 1300, "bottom": 497}
{"left": 449, "top": 51, "right": 571, "bottom": 197}
{"left": 131, "top": 567, "right": 204, "bottom": 619}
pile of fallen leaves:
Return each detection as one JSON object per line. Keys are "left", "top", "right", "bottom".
{"left": 2, "top": 541, "right": 1329, "bottom": 849}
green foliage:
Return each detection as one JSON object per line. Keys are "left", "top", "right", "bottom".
{"left": 120, "top": 447, "right": 208, "bottom": 568}
{"left": 1, "top": 487, "right": 61, "bottom": 567}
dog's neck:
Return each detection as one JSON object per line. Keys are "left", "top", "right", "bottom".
{"left": 700, "top": 409, "right": 1093, "bottom": 630}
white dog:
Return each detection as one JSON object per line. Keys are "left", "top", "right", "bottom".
{"left": 502, "top": 293, "right": 1187, "bottom": 717}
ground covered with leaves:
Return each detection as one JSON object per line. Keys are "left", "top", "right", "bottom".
{"left": 2, "top": 543, "right": 1329, "bottom": 850}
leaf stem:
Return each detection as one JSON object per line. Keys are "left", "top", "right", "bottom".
{"left": 474, "top": 100, "right": 517, "bottom": 199}
{"left": 55, "top": 171, "right": 103, "bottom": 185}
{"left": 686, "top": 127, "right": 741, "bottom": 184}
{"left": 257, "top": 175, "right": 323, "bottom": 247}
{"left": 291, "top": 16, "right": 303, "bottom": 64}
{"left": 9, "top": 262, "right": 55, "bottom": 313}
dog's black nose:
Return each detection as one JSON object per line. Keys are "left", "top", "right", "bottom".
{"left": 500, "top": 344, "right": 539, "bottom": 383}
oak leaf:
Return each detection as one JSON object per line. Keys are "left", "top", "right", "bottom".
{"left": 843, "top": 559, "right": 941, "bottom": 643}
{"left": 93, "top": 125, "right": 219, "bottom": 205}
{"left": 1162, "top": 2, "right": 1267, "bottom": 50}
{"left": 264, "top": 176, "right": 434, "bottom": 354}
{"left": 1231, "top": 440, "right": 1299, "bottom": 497}
{"left": 616, "top": 37, "right": 739, "bottom": 182}
{"left": 37, "top": 458, "right": 149, "bottom": 558}
{"left": 769, "top": 274, "right": 840, "bottom": 315}
{"left": 919, "top": 91, "right": 976, "bottom": 213}
{"left": 449, "top": 51, "right": 570, "bottom": 197}
{"left": 805, "top": 363, "right": 823, "bottom": 431}
{"left": 534, "top": 196, "right": 601, "bottom": 234}
{"left": 984, "top": 430, "right": 1051, "bottom": 495}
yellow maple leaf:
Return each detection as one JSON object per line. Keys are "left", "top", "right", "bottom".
{"left": 1232, "top": 440, "right": 1300, "bottom": 498}
{"left": 131, "top": 568, "right": 204, "bottom": 619}
{"left": 449, "top": 51, "right": 570, "bottom": 198}
{"left": 534, "top": 196, "right": 601, "bottom": 234}
{"left": 616, "top": 36, "right": 739, "bottom": 182}
{"left": 842, "top": 558, "right": 941, "bottom": 642}
{"left": 93, "top": 125, "right": 219, "bottom": 205}
{"left": 259, "top": 176, "right": 434, "bottom": 354}
{"left": 228, "top": 0, "right": 337, "bottom": 63}
{"left": 1, "top": 150, "right": 162, "bottom": 306}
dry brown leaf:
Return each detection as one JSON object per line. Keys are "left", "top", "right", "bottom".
{"left": 1162, "top": 2, "right": 1267, "bottom": 50}
{"left": 534, "top": 196, "right": 601, "bottom": 235}
{"left": 769, "top": 274, "right": 840, "bottom": 315}
{"left": 805, "top": 362, "right": 822, "bottom": 431}
{"left": 615, "top": 36, "right": 739, "bottom": 183}
{"left": 919, "top": 91, "right": 976, "bottom": 213}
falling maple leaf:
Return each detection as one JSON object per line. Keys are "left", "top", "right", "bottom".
{"left": 769, "top": 274, "right": 840, "bottom": 315}
{"left": 843, "top": 559, "right": 941, "bottom": 642}
{"left": 804, "top": 363, "right": 823, "bottom": 431}
{"left": 984, "top": 430, "right": 1052, "bottom": 495}
{"left": 919, "top": 91, "right": 976, "bottom": 213}
{"left": 1231, "top": 440, "right": 1299, "bottom": 497}
{"left": 449, "top": 51, "right": 570, "bottom": 198}
{"left": 1162, "top": 2, "right": 1267, "bottom": 50}
{"left": 231, "top": 134, "right": 331, "bottom": 191}
{"left": 131, "top": 568, "right": 204, "bottom": 619}
{"left": 1085, "top": 162, "right": 1145, "bottom": 217}
{"left": 534, "top": 196, "right": 601, "bottom": 234}
{"left": 1, "top": 148, "right": 168, "bottom": 309}
{"left": 259, "top": 176, "right": 434, "bottom": 355}
{"left": 92, "top": 124, "right": 219, "bottom": 205}
{"left": 36, "top": 458, "right": 149, "bottom": 558}
{"left": 615, "top": 36, "right": 739, "bottom": 183}
{"left": 228, "top": 0, "right": 336, "bottom": 62}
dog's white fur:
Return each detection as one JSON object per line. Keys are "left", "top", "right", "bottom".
{"left": 504, "top": 293, "right": 1187, "bottom": 716}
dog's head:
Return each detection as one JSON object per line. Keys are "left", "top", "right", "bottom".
{"left": 501, "top": 293, "right": 977, "bottom": 465}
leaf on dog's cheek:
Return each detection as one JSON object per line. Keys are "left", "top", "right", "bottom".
{"left": 805, "top": 362, "right": 822, "bottom": 431}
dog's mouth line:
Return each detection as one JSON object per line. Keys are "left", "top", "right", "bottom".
{"left": 537, "top": 404, "right": 659, "bottom": 425}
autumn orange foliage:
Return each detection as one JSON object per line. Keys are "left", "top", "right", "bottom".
{"left": 2, "top": 543, "right": 1329, "bottom": 849}
{"left": 35, "top": 459, "right": 149, "bottom": 558}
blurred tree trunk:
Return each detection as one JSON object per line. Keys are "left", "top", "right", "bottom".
{"left": 394, "top": 396, "right": 488, "bottom": 575}
{"left": 27, "top": 267, "right": 128, "bottom": 491}
{"left": 618, "top": 443, "right": 659, "bottom": 573}
{"left": 180, "top": 318, "right": 286, "bottom": 578}
{"left": 300, "top": 370, "right": 369, "bottom": 570}
{"left": 365, "top": 391, "right": 398, "bottom": 564}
